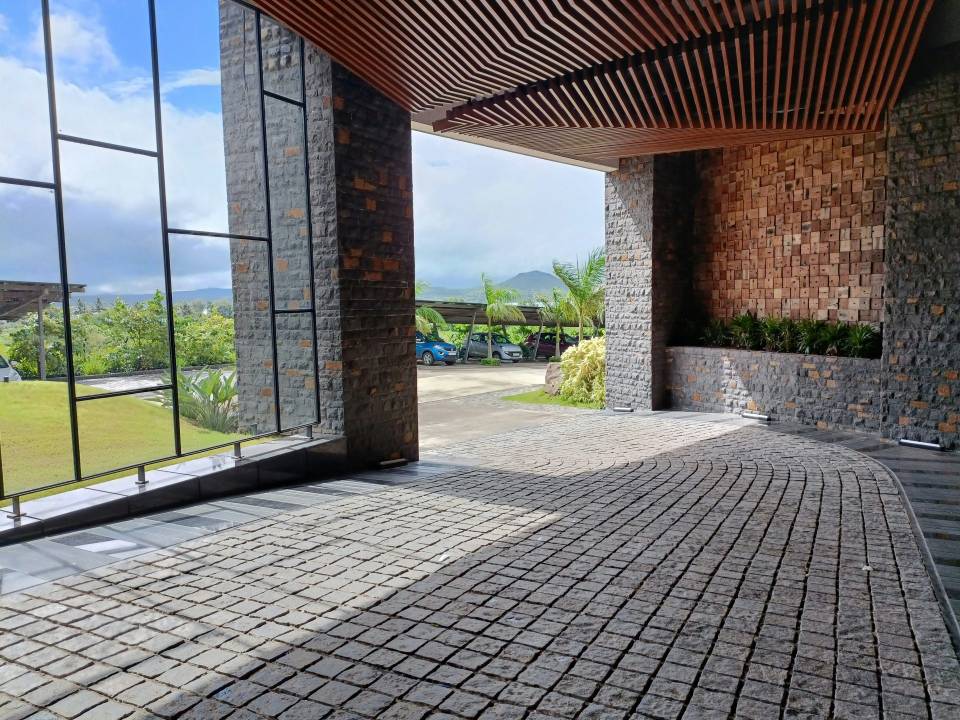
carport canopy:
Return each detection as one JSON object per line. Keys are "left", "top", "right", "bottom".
{"left": 0, "top": 281, "right": 86, "bottom": 321}
{"left": 416, "top": 300, "right": 543, "bottom": 327}
{"left": 0, "top": 280, "right": 86, "bottom": 380}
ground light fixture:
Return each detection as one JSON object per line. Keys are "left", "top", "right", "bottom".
{"left": 613, "top": 406, "right": 634, "bottom": 413}
{"left": 899, "top": 438, "right": 945, "bottom": 451}
{"left": 741, "top": 411, "right": 771, "bottom": 422}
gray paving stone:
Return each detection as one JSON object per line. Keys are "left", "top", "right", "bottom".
{"left": 1, "top": 414, "right": 959, "bottom": 719}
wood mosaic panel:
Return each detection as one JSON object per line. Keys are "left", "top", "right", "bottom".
{"left": 693, "top": 133, "right": 886, "bottom": 323}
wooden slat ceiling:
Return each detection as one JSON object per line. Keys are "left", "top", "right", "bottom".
{"left": 253, "top": 0, "right": 934, "bottom": 166}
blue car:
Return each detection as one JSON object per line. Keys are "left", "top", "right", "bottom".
{"left": 416, "top": 332, "right": 457, "bottom": 366}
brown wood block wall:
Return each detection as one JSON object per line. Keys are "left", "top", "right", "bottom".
{"left": 693, "top": 133, "right": 887, "bottom": 323}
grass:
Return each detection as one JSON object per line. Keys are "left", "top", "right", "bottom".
{"left": 0, "top": 381, "right": 246, "bottom": 502}
{"left": 502, "top": 389, "right": 604, "bottom": 410}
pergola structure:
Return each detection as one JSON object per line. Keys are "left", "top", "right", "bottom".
{"left": 416, "top": 299, "right": 543, "bottom": 327}
{"left": 252, "top": 0, "right": 933, "bottom": 166}
{"left": 0, "top": 281, "right": 86, "bottom": 380}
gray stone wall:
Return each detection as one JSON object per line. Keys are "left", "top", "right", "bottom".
{"left": 328, "top": 62, "right": 418, "bottom": 463}
{"left": 883, "top": 42, "right": 960, "bottom": 450}
{"left": 219, "top": 2, "right": 272, "bottom": 435}
{"left": 667, "top": 346, "right": 882, "bottom": 432}
{"left": 605, "top": 154, "right": 694, "bottom": 410}
{"left": 220, "top": 1, "right": 417, "bottom": 461}
{"left": 605, "top": 157, "right": 654, "bottom": 410}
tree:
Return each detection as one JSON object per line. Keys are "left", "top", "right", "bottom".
{"left": 537, "top": 288, "right": 574, "bottom": 357}
{"left": 480, "top": 273, "right": 524, "bottom": 358}
{"left": 552, "top": 247, "right": 605, "bottom": 341}
{"left": 101, "top": 291, "right": 169, "bottom": 371}
{"left": 414, "top": 281, "right": 447, "bottom": 336}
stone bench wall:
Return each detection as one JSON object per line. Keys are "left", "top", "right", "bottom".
{"left": 666, "top": 346, "right": 882, "bottom": 432}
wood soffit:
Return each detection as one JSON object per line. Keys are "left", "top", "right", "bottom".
{"left": 252, "top": 1, "right": 934, "bottom": 166}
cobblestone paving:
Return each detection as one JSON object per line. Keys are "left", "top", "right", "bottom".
{"left": 1, "top": 413, "right": 959, "bottom": 720}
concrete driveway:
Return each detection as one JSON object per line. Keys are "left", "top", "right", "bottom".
{"left": 417, "top": 361, "right": 583, "bottom": 451}
{"left": 417, "top": 362, "right": 545, "bottom": 403}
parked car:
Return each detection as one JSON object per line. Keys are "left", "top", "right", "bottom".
{"left": 525, "top": 331, "right": 576, "bottom": 359}
{"left": 465, "top": 332, "right": 524, "bottom": 362}
{"left": 416, "top": 332, "right": 457, "bottom": 366}
{"left": 0, "top": 355, "right": 21, "bottom": 382}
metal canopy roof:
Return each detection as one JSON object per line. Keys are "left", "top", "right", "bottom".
{"left": 251, "top": 0, "right": 933, "bottom": 166}
{"left": 0, "top": 281, "right": 86, "bottom": 321}
{"left": 416, "top": 299, "right": 544, "bottom": 327}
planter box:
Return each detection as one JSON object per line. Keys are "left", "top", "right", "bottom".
{"left": 666, "top": 346, "right": 882, "bottom": 432}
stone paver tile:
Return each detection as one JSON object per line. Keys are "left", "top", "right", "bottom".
{"left": 2, "top": 415, "right": 959, "bottom": 720}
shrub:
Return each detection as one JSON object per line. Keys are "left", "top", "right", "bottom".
{"left": 690, "top": 313, "right": 881, "bottom": 359}
{"left": 846, "top": 323, "right": 881, "bottom": 358}
{"left": 796, "top": 319, "right": 827, "bottom": 355}
{"left": 820, "top": 322, "right": 848, "bottom": 356}
{"left": 759, "top": 316, "right": 784, "bottom": 352}
{"left": 162, "top": 368, "right": 238, "bottom": 433}
{"left": 729, "top": 312, "right": 761, "bottom": 350}
{"left": 480, "top": 357, "right": 501, "bottom": 367}
{"left": 548, "top": 355, "right": 562, "bottom": 363}
{"left": 700, "top": 319, "right": 729, "bottom": 347}
{"left": 559, "top": 336, "right": 605, "bottom": 405}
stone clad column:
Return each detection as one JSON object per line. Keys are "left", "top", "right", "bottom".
{"left": 220, "top": 2, "right": 417, "bottom": 463}
{"left": 883, "top": 42, "right": 960, "bottom": 450}
{"left": 605, "top": 155, "right": 694, "bottom": 411}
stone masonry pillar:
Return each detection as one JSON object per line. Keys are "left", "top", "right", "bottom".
{"left": 220, "top": 2, "right": 417, "bottom": 463}
{"left": 605, "top": 154, "right": 694, "bottom": 411}
{"left": 882, "top": 42, "right": 960, "bottom": 450}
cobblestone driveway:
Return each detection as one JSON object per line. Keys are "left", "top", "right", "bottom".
{"left": 1, "top": 414, "right": 958, "bottom": 719}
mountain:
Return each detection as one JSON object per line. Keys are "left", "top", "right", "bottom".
{"left": 419, "top": 270, "right": 563, "bottom": 304}
{"left": 499, "top": 270, "right": 564, "bottom": 295}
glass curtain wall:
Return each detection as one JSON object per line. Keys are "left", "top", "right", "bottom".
{"left": 0, "top": 0, "right": 320, "bottom": 501}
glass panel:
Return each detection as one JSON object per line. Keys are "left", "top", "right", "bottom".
{"left": 156, "top": 0, "right": 259, "bottom": 235}
{"left": 0, "top": 185, "right": 75, "bottom": 495}
{"left": 259, "top": 16, "right": 302, "bottom": 102}
{"left": 169, "top": 233, "right": 269, "bottom": 451}
{"left": 265, "top": 96, "right": 312, "bottom": 311}
{"left": 76, "top": 390, "right": 174, "bottom": 477}
{"left": 0, "top": 0, "right": 54, "bottom": 182}
{"left": 275, "top": 312, "right": 317, "bottom": 431}
{"left": 49, "top": 0, "right": 156, "bottom": 151}
{"left": 59, "top": 142, "right": 169, "bottom": 392}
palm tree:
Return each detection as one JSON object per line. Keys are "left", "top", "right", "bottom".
{"left": 537, "top": 288, "right": 574, "bottom": 357}
{"left": 481, "top": 273, "right": 524, "bottom": 359}
{"left": 552, "top": 247, "right": 605, "bottom": 341}
{"left": 414, "top": 281, "right": 447, "bottom": 336}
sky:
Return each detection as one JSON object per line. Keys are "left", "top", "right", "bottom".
{"left": 0, "top": 0, "right": 604, "bottom": 296}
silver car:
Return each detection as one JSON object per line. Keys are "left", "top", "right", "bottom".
{"left": 465, "top": 332, "right": 524, "bottom": 363}
{"left": 0, "top": 355, "right": 21, "bottom": 382}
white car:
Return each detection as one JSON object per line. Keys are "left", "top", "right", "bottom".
{"left": 0, "top": 355, "right": 21, "bottom": 382}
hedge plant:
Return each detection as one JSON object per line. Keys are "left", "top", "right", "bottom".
{"left": 695, "top": 312, "right": 881, "bottom": 359}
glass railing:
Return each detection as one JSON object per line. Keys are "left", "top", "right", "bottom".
{"left": 0, "top": 0, "right": 321, "bottom": 510}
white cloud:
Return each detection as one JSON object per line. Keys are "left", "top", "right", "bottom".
{"left": 0, "top": 14, "right": 9, "bottom": 37}
{"left": 32, "top": 12, "right": 118, "bottom": 69}
{"left": 0, "top": 53, "right": 228, "bottom": 294}
{"left": 162, "top": 68, "right": 221, "bottom": 93}
{"left": 96, "top": 68, "right": 221, "bottom": 101}
{"left": 412, "top": 132, "right": 604, "bottom": 288}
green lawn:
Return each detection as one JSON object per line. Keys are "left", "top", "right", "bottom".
{"left": 0, "top": 381, "right": 245, "bottom": 502}
{"left": 502, "top": 389, "right": 604, "bottom": 410}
